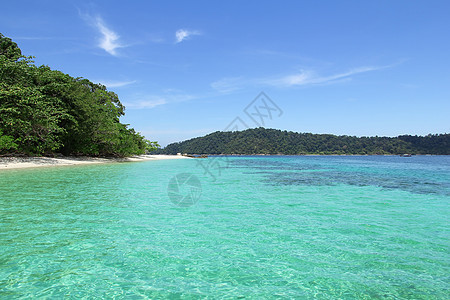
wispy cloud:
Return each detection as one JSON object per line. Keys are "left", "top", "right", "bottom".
{"left": 211, "top": 64, "right": 395, "bottom": 93}
{"left": 96, "top": 80, "right": 136, "bottom": 88}
{"left": 175, "top": 29, "right": 201, "bottom": 43}
{"left": 267, "top": 65, "right": 392, "bottom": 87}
{"left": 12, "top": 36, "right": 56, "bottom": 41}
{"left": 210, "top": 77, "right": 245, "bottom": 93}
{"left": 94, "top": 17, "right": 122, "bottom": 56}
{"left": 124, "top": 93, "right": 195, "bottom": 109}
{"left": 81, "top": 12, "right": 124, "bottom": 56}
{"left": 125, "top": 98, "right": 167, "bottom": 109}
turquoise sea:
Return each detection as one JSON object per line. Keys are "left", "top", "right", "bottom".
{"left": 0, "top": 156, "right": 449, "bottom": 298}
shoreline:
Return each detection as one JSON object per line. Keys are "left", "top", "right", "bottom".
{"left": 187, "top": 153, "right": 442, "bottom": 156}
{"left": 0, "top": 155, "right": 189, "bottom": 170}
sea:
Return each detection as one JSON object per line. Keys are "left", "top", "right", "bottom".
{"left": 0, "top": 155, "right": 449, "bottom": 298}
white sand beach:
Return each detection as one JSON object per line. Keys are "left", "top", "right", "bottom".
{"left": 0, "top": 155, "right": 188, "bottom": 170}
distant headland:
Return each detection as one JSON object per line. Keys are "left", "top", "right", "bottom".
{"left": 153, "top": 128, "right": 449, "bottom": 155}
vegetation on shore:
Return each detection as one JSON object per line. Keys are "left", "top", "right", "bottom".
{"left": 155, "top": 128, "right": 449, "bottom": 155}
{"left": 0, "top": 34, "right": 158, "bottom": 157}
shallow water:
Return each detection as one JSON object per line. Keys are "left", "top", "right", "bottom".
{"left": 0, "top": 156, "right": 449, "bottom": 298}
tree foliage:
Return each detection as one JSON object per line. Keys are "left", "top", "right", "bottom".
{"left": 155, "top": 128, "right": 450, "bottom": 155}
{"left": 0, "top": 33, "right": 22, "bottom": 61}
{"left": 0, "top": 34, "right": 157, "bottom": 156}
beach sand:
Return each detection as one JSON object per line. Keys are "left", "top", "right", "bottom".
{"left": 0, "top": 155, "right": 188, "bottom": 170}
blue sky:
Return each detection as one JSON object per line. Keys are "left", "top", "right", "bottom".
{"left": 1, "top": 1, "right": 449, "bottom": 146}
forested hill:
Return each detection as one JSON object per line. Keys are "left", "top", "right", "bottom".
{"left": 155, "top": 128, "right": 450, "bottom": 155}
{"left": 0, "top": 33, "right": 158, "bottom": 157}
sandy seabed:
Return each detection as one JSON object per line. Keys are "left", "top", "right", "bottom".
{"left": 0, "top": 155, "right": 188, "bottom": 170}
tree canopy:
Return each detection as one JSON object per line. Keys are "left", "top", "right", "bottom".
{"left": 155, "top": 128, "right": 449, "bottom": 155}
{"left": 0, "top": 33, "right": 159, "bottom": 156}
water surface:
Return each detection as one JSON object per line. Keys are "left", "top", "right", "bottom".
{"left": 0, "top": 156, "right": 449, "bottom": 298}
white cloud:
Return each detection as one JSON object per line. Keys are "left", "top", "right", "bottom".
{"left": 175, "top": 29, "right": 201, "bottom": 43}
{"left": 125, "top": 98, "right": 167, "bottom": 109}
{"left": 210, "top": 77, "right": 245, "bottom": 93}
{"left": 93, "top": 17, "right": 122, "bottom": 56}
{"left": 12, "top": 36, "right": 55, "bottom": 40}
{"left": 271, "top": 69, "right": 313, "bottom": 86}
{"left": 123, "top": 93, "right": 195, "bottom": 109}
{"left": 80, "top": 12, "right": 124, "bottom": 56}
{"left": 96, "top": 80, "right": 136, "bottom": 88}
{"left": 210, "top": 64, "right": 395, "bottom": 94}
{"left": 267, "top": 65, "right": 391, "bottom": 87}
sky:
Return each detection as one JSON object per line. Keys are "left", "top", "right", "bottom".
{"left": 1, "top": 0, "right": 449, "bottom": 146}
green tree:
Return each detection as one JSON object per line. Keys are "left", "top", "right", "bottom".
{"left": 0, "top": 33, "right": 22, "bottom": 61}
{"left": 0, "top": 33, "right": 158, "bottom": 157}
{"left": 0, "top": 83, "right": 67, "bottom": 154}
{"left": 144, "top": 140, "right": 160, "bottom": 153}
{"left": 0, "top": 129, "right": 17, "bottom": 152}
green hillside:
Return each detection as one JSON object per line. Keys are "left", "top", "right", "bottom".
{"left": 155, "top": 128, "right": 449, "bottom": 155}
